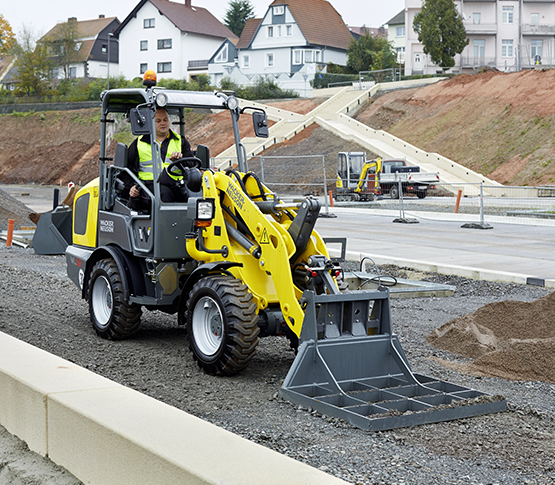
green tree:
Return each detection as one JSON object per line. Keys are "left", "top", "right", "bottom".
{"left": 413, "top": 0, "right": 469, "bottom": 70}
{"left": 346, "top": 33, "right": 397, "bottom": 73}
{"left": 13, "top": 25, "right": 52, "bottom": 96}
{"left": 224, "top": 0, "right": 255, "bottom": 37}
{"left": 0, "top": 15, "right": 16, "bottom": 55}
{"left": 45, "top": 20, "right": 80, "bottom": 79}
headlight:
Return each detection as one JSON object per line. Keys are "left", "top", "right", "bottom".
{"left": 196, "top": 198, "right": 215, "bottom": 226}
{"left": 226, "top": 96, "right": 239, "bottom": 110}
{"left": 156, "top": 92, "right": 168, "bottom": 107}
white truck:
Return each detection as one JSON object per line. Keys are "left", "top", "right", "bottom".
{"left": 336, "top": 152, "right": 440, "bottom": 200}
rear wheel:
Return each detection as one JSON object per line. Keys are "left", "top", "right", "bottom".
{"left": 416, "top": 190, "right": 427, "bottom": 199}
{"left": 88, "top": 258, "right": 141, "bottom": 340}
{"left": 389, "top": 185, "right": 400, "bottom": 199}
{"left": 187, "top": 275, "right": 259, "bottom": 376}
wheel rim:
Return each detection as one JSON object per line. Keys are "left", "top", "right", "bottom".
{"left": 192, "top": 296, "right": 223, "bottom": 357}
{"left": 92, "top": 275, "right": 113, "bottom": 328}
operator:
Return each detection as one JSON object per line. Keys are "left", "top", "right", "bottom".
{"left": 126, "top": 107, "right": 196, "bottom": 208}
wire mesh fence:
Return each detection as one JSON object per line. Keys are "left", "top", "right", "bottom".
{"left": 210, "top": 155, "right": 555, "bottom": 227}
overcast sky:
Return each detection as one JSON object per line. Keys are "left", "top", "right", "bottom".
{"left": 2, "top": 0, "right": 405, "bottom": 37}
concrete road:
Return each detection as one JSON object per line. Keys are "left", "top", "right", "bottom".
{"left": 315, "top": 208, "right": 555, "bottom": 286}
{"left": 3, "top": 184, "right": 554, "bottom": 286}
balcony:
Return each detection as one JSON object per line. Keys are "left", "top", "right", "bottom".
{"left": 464, "top": 22, "right": 497, "bottom": 35}
{"left": 522, "top": 24, "right": 555, "bottom": 35}
{"left": 188, "top": 59, "right": 209, "bottom": 70}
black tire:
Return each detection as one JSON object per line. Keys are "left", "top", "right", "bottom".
{"left": 88, "top": 258, "right": 141, "bottom": 340}
{"left": 187, "top": 275, "right": 259, "bottom": 376}
{"left": 416, "top": 190, "right": 427, "bottom": 199}
{"left": 389, "top": 185, "right": 400, "bottom": 199}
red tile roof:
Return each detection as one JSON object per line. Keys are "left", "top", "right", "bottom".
{"left": 236, "top": 18, "right": 262, "bottom": 49}
{"left": 137, "top": 0, "right": 237, "bottom": 40}
{"left": 43, "top": 17, "right": 118, "bottom": 40}
{"left": 270, "top": 0, "right": 353, "bottom": 50}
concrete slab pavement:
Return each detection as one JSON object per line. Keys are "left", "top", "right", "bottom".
{"left": 316, "top": 207, "right": 555, "bottom": 288}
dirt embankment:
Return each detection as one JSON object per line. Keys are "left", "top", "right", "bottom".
{"left": 357, "top": 69, "right": 555, "bottom": 186}
{"left": 3, "top": 70, "right": 555, "bottom": 189}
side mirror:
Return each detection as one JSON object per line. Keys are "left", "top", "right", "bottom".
{"left": 195, "top": 144, "right": 210, "bottom": 169}
{"left": 253, "top": 111, "right": 269, "bottom": 138}
{"left": 129, "top": 107, "right": 153, "bottom": 136}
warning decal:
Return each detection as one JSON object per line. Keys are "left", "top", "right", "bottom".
{"left": 260, "top": 228, "right": 270, "bottom": 244}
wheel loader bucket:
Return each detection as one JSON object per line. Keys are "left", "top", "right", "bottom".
{"left": 32, "top": 206, "right": 73, "bottom": 255}
{"left": 280, "top": 289, "right": 506, "bottom": 431}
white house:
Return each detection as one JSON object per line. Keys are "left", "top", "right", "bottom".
{"left": 405, "top": 0, "right": 555, "bottom": 75}
{"left": 114, "top": 0, "right": 237, "bottom": 81}
{"left": 42, "top": 15, "right": 120, "bottom": 79}
{"left": 208, "top": 0, "right": 355, "bottom": 96}
{"left": 386, "top": 10, "right": 405, "bottom": 65}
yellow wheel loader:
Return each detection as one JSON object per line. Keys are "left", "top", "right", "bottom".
{"left": 65, "top": 72, "right": 505, "bottom": 431}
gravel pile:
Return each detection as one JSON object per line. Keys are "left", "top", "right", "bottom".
{"left": 0, "top": 250, "right": 554, "bottom": 485}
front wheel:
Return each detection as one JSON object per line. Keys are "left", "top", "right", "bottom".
{"left": 187, "top": 275, "right": 259, "bottom": 376}
{"left": 88, "top": 258, "right": 141, "bottom": 340}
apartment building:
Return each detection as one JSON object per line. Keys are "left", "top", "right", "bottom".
{"left": 406, "top": 0, "right": 555, "bottom": 75}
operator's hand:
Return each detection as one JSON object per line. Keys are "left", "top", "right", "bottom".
{"left": 169, "top": 151, "right": 183, "bottom": 161}
{"left": 129, "top": 185, "right": 140, "bottom": 198}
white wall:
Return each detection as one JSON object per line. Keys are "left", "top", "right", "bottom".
{"left": 118, "top": 1, "right": 222, "bottom": 80}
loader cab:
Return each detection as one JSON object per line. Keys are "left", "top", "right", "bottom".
{"left": 72, "top": 70, "right": 269, "bottom": 262}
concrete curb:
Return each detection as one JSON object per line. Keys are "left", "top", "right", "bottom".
{"left": 0, "top": 331, "right": 348, "bottom": 485}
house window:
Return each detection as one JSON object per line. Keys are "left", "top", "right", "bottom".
{"left": 268, "top": 26, "right": 273, "bottom": 38}
{"left": 396, "top": 26, "right": 405, "bottom": 37}
{"left": 531, "top": 40, "right": 543, "bottom": 58}
{"left": 69, "top": 67, "right": 77, "bottom": 78}
{"left": 140, "top": 63, "right": 148, "bottom": 74}
{"left": 315, "top": 50, "right": 321, "bottom": 62}
{"left": 473, "top": 13, "right": 481, "bottom": 24}
{"left": 242, "top": 55, "right": 250, "bottom": 68}
{"left": 273, "top": 6, "right": 284, "bottom": 15}
{"left": 101, "top": 44, "right": 107, "bottom": 54}
{"left": 531, "top": 13, "right": 539, "bottom": 24}
{"left": 277, "top": 25, "right": 282, "bottom": 37}
{"left": 157, "top": 38, "right": 172, "bottom": 50}
{"left": 215, "top": 44, "right": 228, "bottom": 63}
{"left": 75, "top": 42, "right": 82, "bottom": 51}
{"left": 502, "top": 6, "right": 513, "bottom": 24}
{"left": 266, "top": 53, "right": 274, "bottom": 67}
{"left": 157, "top": 62, "right": 172, "bottom": 73}
{"left": 473, "top": 40, "right": 485, "bottom": 58}
{"left": 502, "top": 40, "right": 513, "bottom": 57}
{"left": 286, "top": 25, "right": 292, "bottom": 36}
{"left": 140, "top": 40, "right": 148, "bottom": 51}
{"left": 144, "top": 18, "right": 155, "bottom": 28}
{"left": 396, "top": 46, "right": 405, "bottom": 63}
{"left": 293, "top": 49, "right": 302, "bottom": 65}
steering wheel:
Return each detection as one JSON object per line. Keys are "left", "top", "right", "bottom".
{"left": 166, "top": 156, "right": 202, "bottom": 177}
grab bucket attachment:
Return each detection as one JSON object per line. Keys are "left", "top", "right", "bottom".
{"left": 280, "top": 288, "right": 506, "bottom": 431}
{"left": 32, "top": 206, "right": 72, "bottom": 255}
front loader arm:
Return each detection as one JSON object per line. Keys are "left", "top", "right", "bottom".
{"left": 186, "top": 170, "right": 325, "bottom": 338}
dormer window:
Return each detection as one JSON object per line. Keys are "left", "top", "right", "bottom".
{"left": 215, "top": 44, "right": 228, "bottom": 63}
{"left": 273, "top": 6, "right": 284, "bottom": 15}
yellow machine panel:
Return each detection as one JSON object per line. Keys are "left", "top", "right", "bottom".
{"left": 72, "top": 178, "right": 100, "bottom": 248}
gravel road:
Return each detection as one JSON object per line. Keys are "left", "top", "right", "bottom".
{"left": 1, "top": 248, "right": 554, "bottom": 485}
